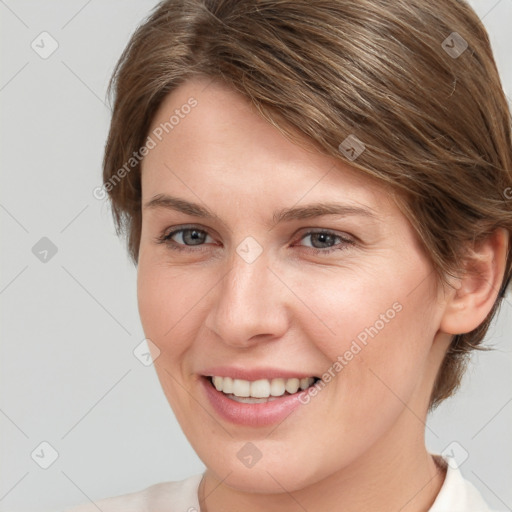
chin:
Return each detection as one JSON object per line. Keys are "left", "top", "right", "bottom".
{"left": 199, "top": 440, "right": 335, "bottom": 495}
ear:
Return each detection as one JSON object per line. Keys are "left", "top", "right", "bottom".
{"left": 439, "top": 227, "right": 509, "bottom": 335}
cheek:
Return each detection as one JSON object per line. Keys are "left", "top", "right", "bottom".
{"left": 136, "top": 256, "right": 202, "bottom": 420}
{"left": 283, "top": 262, "right": 413, "bottom": 362}
{"left": 137, "top": 263, "right": 168, "bottom": 343}
{"left": 137, "top": 252, "right": 201, "bottom": 349}
{"left": 294, "top": 264, "right": 438, "bottom": 420}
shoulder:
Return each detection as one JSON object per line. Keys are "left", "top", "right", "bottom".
{"left": 64, "top": 473, "right": 203, "bottom": 512}
{"left": 429, "top": 455, "right": 495, "bottom": 511}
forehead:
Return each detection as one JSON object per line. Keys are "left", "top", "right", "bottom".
{"left": 141, "top": 76, "right": 396, "bottom": 217}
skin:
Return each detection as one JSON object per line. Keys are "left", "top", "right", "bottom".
{"left": 137, "top": 76, "right": 508, "bottom": 512}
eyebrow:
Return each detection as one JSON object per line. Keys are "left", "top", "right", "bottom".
{"left": 143, "top": 193, "right": 378, "bottom": 227}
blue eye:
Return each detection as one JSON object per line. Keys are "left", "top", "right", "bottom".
{"left": 156, "top": 226, "right": 354, "bottom": 254}
{"left": 157, "top": 227, "right": 214, "bottom": 250}
{"left": 297, "top": 231, "right": 354, "bottom": 254}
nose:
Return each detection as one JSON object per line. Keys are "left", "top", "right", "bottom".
{"left": 203, "top": 248, "right": 290, "bottom": 349}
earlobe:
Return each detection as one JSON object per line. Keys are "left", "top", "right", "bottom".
{"left": 439, "top": 228, "right": 509, "bottom": 335}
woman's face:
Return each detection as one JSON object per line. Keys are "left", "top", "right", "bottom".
{"left": 137, "top": 76, "right": 449, "bottom": 492}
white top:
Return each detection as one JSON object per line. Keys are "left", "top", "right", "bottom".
{"left": 65, "top": 457, "right": 494, "bottom": 512}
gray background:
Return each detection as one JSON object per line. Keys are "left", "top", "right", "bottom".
{"left": 0, "top": 1, "right": 511, "bottom": 511}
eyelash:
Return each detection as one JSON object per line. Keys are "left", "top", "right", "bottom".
{"left": 155, "top": 225, "right": 355, "bottom": 255}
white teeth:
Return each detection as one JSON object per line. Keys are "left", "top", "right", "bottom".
{"left": 300, "top": 377, "right": 311, "bottom": 390}
{"left": 270, "top": 378, "right": 286, "bottom": 397}
{"left": 250, "top": 379, "right": 270, "bottom": 398}
{"left": 210, "top": 376, "right": 316, "bottom": 398}
{"left": 212, "top": 376, "right": 223, "bottom": 391}
{"left": 233, "top": 379, "right": 251, "bottom": 397}
{"left": 285, "top": 378, "right": 300, "bottom": 394}
{"left": 222, "top": 376, "right": 233, "bottom": 394}
{"left": 229, "top": 395, "right": 280, "bottom": 404}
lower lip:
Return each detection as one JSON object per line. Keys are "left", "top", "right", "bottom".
{"left": 200, "top": 377, "right": 309, "bottom": 427}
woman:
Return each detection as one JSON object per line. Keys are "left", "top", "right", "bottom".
{"left": 69, "top": 0, "right": 512, "bottom": 510}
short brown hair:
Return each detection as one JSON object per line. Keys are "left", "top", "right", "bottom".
{"left": 102, "top": 0, "right": 512, "bottom": 408}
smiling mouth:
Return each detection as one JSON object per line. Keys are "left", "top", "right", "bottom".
{"left": 206, "top": 375, "right": 321, "bottom": 403}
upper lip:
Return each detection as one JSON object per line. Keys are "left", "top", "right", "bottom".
{"left": 200, "top": 366, "right": 320, "bottom": 381}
